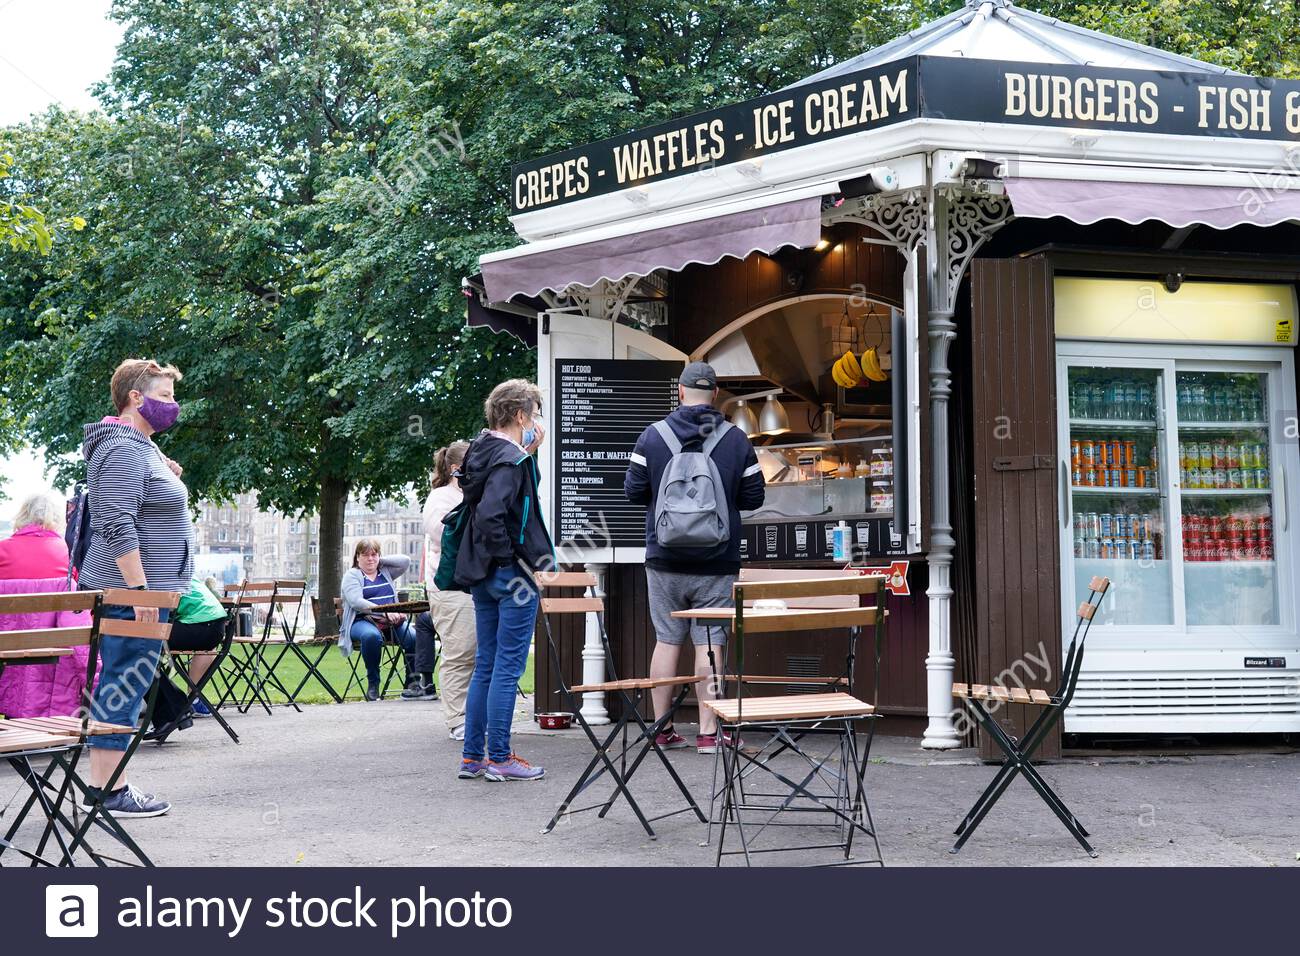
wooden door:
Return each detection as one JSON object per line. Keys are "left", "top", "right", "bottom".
{"left": 969, "top": 257, "right": 1064, "bottom": 758}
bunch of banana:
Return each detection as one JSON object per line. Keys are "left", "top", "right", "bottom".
{"left": 831, "top": 347, "right": 888, "bottom": 388}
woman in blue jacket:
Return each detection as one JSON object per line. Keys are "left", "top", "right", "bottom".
{"left": 453, "top": 379, "right": 553, "bottom": 783}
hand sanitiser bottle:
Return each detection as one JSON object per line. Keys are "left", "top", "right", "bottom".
{"left": 832, "top": 520, "right": 850, "bottom": 562}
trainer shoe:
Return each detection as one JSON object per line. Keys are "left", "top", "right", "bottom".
{"left": 696, "top": 731, "right": 741, "bottom": 755}
{"left": 401, "top": 676, "right": 438, "bottom": 701}
{"left": 448, "top": 726, "right": 465, "bottom": 741}
{"left": 191, "top": 698, "right": 213, "bottom": 717}
{"left": 654, "top": 728, "right": 689, "bottom": 750}
{"left": 458, "top": 757, "right": 487, "bottom": 779}
{"left": 484, "top": 754, "right": 545, "bottom": 782}
{"left": 87, "top": 783, "right": 171, "bottom": 818}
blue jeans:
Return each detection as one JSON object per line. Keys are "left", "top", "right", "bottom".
{"left": 350, "top": 617, "right": 416, "bottom": 684}
{"left": 88, "top": 605, "right": 170, "bottom": 751}
{"left": 463, "top": 566, "right": 538, "bottom": 763}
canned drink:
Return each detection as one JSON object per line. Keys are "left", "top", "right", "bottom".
{"left": 1082, "top": 441, "right": 1096, "bottom": 466}
{"left": 1100, "top": 537, "right": 1115, "bottom": 560}
{"left": 1184, "top": 535, "right": 1201, "bottom": 562}
{"left": 1074, "top": 537, "right": 1086, "bottom": 559}
{"left": 1072, "top": 466, "right": 1083, "bottom": 486}
{"left": 1244, "top": 532, "right": 1261, "bottom": 561}
{"left": 1123, "top": 440, "right": 1136, "bottom": 467}
{"left": 1109, "top": 441, "right": 1123, "bottom": 467}
{"left": 1085, "top": 537, "right": 1100, "bottom": 559}
{"left": 1217, "top": 537, "right": 1232, "bottom": 562}
{"left": 1086, "top": 513, "right": 1101, "bottom": 538}
{"left": 1228, "top": 532, "right": 1244, "bottom": 560}
{"left": 1127, "top": 514, "right": 1142, "bottom": 539}
{"left": 1100, "top": 513, "right": 1114, "bottom": 537}
{"left": 1137, "top": 467, "right": 1147, "bottom": 488}
{"left": 1140, "top": 539, "right": 1156, "bottom": 562}
{"left": 1073, "top": 513, "right": 1087, "bottom": 537}
{"left": 1071, "top": 440, "right": 1082, "bottom": 465}
{"left": 1125, "top": 467, "right": 1137, "bottom": 487}
{"left": 1261, "top": 537, "right": 1274, "bottom": 561}
{"left": 1084, "top": 466, "right": 1097, "bottom": 486}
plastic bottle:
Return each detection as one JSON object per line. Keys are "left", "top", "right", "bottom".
{"left": 832, "top": 521, "right": 850, "bottom": 562}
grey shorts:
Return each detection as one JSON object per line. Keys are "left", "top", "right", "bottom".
{"left": 646, "top": 567, "right": 735, "bottom": 646}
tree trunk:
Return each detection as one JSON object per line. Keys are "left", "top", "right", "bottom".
{"left": 316, "top": 475, "right": 349, "bottom": 636}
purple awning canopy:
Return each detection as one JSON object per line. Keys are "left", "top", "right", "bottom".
{"left": 1005, "top": 177, "right": 1300, "bottom": 230}
{"left": 480, "top": 195, "right": 824, "bottom": 303}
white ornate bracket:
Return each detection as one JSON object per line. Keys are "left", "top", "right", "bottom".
{"left": 824, "top": 190, "right": 926, "bottom": 251}
{"left": 540, "top": 275, "right": 644, "bottom": 324}
{"left": 932, "top": 186, "right": 1013, "bottom": 313}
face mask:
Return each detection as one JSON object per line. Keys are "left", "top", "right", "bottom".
{"left": 139, "top": 395, "right": 180, "bottom": 434}
{"left": 521, "top": 427, "right": 537, "bottom": 448}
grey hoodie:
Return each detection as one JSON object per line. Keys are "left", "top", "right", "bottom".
{"left": 79, "top": 417, "right": 194, "bottom": 593}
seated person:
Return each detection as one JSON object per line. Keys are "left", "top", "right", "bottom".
{"left": 340, "top": 539, "right": 416, "bottom": 700}
{"left": 148, "top": 576, "right": 230, "bottom": 731}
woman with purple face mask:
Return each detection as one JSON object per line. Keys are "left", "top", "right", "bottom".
{"left": 78, "top": 358, "right": 196, "bottom": 818}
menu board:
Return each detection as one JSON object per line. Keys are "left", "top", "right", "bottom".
{"left": 555, "top": 359, "right": 680, "bottom": 550}
{"left": 739, "top": 516, "right": 907, "bottom": 563}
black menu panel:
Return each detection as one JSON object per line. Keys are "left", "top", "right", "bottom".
{"left": 555, "top": 358, "right": 680, "bottom": 549}
{"left": 739, "top": 516, "right": 907, "bottom": 562}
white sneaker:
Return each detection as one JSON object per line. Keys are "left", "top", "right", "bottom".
{"left": 448, "top": 726, "right": 465, "bottom": 741}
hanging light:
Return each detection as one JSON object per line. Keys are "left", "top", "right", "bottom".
{"left": 758, "top": 395, "right": 791, "bottom": 436}
{"left": 730, "top": 400, "right": 759, "bottom": 437}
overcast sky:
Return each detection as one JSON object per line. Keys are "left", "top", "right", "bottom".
{"left": 0, "top": 0, "right": 121, "bottom": 518}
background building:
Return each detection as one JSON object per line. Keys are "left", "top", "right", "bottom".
{"left": 191, "top": 489, "right": 425, "bottom": 593}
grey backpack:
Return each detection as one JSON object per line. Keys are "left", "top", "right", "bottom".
{"left": 651, "top": 420, "right": 733, "bottom": 550}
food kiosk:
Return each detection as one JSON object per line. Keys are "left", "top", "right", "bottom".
{"left": 467, "top": 0, "right": 1300, "bottom": 752}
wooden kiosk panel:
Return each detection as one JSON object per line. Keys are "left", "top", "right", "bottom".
{"left": 969, "top": 257, "right": 1064, "bottom": 759}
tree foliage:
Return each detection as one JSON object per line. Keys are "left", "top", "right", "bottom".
{"left": 0, "top": 0, "right": 1296, "bottom": 610}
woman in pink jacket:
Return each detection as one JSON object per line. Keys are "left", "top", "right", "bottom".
{"left": 0, "top": 492, "right": 86, "bottom": 718}
{"left": 0, "top": 492, "right": 69, "bottom": 579}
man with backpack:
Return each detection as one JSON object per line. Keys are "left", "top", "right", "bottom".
{"left": 624, "top": 362, "right": 764, "bottom": 754}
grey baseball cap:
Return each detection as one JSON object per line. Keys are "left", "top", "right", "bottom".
{"left": 679, "top": 361, "right": 717, "bottom": 390}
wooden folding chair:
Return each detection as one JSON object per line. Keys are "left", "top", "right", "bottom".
{"left": 260, "top": 580, "right": 343, "bottom": 704}
{"left": 682, "top": 574, "right": 888, "bottom": 867}
{"left": 950, "top": 576, "right": 1112, "bottom": 858}
{"left": 538, "top": 570, "right": 707, "bottom": 840}
{"left": 152, "top": 594, "right": 241, "bottom": 744}
{"left": 216, "top": 580, "right": 304, "bottom": 714}
{"left": 703, "top": 568, "right": 859, "bottom": 847}
{"left": 0, "top": 586, "right": 180, "bottom": 867}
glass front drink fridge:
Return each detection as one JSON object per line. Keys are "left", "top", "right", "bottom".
{"left": 1056, "top": 344, "right": 1300, "bottom": 734}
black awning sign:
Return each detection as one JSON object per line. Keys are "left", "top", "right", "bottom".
{"left": 512, "top": 60, "right": 917, "bottom": 214}
{"left": 511, "top": 56, "right": 1300, "bottom": 216}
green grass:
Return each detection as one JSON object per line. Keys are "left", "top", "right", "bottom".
{"left": 207, "top": 645, "right": 534, "bottom": 705}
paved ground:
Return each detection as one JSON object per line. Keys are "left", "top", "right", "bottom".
{"left": 4, "top": 697, "right": 1298, "bottom": 867}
